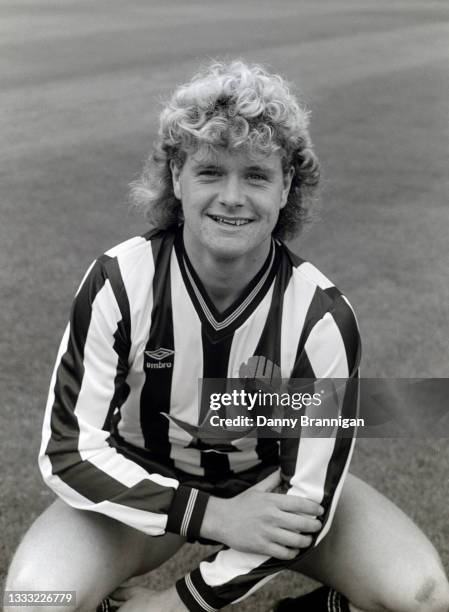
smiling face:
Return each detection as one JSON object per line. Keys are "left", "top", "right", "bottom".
{"left": 170, "top": 146, "right": 293, "bottom": 265}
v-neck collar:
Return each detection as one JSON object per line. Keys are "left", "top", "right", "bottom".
{"left": 174, "top": 227, "right": 280, "bottom": 340}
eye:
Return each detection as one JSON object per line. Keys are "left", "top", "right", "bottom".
{"left": 197, "top": 168, "right": 221, "bottom": 177}
{"left": 247, "top": 172, "right": 268, "bottom": 182}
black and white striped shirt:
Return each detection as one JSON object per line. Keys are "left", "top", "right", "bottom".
{"left": 39, "top": 225, "right": 361, "bottom": 610}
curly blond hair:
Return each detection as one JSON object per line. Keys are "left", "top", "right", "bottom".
{"left": 130, "top": 60, "right": 320, "bottom": 240}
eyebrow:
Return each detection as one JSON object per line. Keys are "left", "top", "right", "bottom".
{"left": 245, "top": 164, "right": 274, "bottom": 174}
{"left": 192, "top": 162, "right": 219, "bottom": 169}
{"left": 192, "top": 162, "right": 274, "bottom": 174}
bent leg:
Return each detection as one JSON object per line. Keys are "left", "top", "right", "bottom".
{"left": 292, "top": 474, "right": 449, "bottom": 612}
{"left": 5, "top": 498, "right": 185, "bottom": 612}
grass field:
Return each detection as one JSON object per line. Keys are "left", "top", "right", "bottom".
{"left": 1, "top": 1, "right": 448, "bottom": 609}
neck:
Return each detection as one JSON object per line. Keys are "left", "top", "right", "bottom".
{"left": 183, "top": 235, "right": 272, "bottom": 312}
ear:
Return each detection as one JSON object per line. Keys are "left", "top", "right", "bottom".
{"left": 170, "top": 159, "right": 182, "bottom": 200}
{"left": 280, "top": 166, "right": 294, "bottom": 209}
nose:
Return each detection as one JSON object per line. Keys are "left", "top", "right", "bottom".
{"left": 219, "top": 174, "right": 244, "bottom": 207}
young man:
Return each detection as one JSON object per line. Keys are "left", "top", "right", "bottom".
{"left": 5, "top": 61, "right": 448, "bottom": 612}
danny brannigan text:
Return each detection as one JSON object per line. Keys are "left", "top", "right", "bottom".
{"left": 299, "top": 416, "right": 364, "bottom": 428}
{"left": 209, "top": 415, "right": 365, "bottom": 429}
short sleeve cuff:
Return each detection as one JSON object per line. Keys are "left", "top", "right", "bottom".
{"left": 176, "top": 568, "right": 227, "bottom": 611}
{"left": 165, "top": 485, "right": 209, "bottom": 542}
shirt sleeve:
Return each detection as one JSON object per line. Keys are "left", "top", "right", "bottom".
{"left": 38, "top": 257, "right": 209, "bottom": 541}
{"left": 175, "top": 294, "right": 361, "bottom": 610}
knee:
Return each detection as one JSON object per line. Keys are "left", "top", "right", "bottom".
{"left": 409, "top": 572, "right": 449, "bottom": 612}
{"left": 416, "top": 572, "right": 449, "bottom": 612}
{"left": 379, "top": 564, "right": 449, "bottom": 612}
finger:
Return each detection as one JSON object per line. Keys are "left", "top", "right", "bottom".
{"left": 251, "top": 469, "right": 281, "bottom": 492}
{"left": 273, "top": 528, "right": 313, "bottom": 549}
{"left": 266, "top": 542, "right": 300, "bottom": 561}
{"left": 109, "top": 586, "right": 140, "bottom": 601}
{"left": 278, "top": 513, "right": 322, "bottom": 534}
{"left": 273, "top": 493, "right": 324, "bottom": 516}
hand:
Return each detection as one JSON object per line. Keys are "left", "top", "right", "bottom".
{"left": 200, "top": 470, "right": 324, "bottom": 560}
{"left": 110, "top": 585, "right": 188, "bottom": 612}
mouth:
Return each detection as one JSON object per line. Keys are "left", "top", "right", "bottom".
{"left": 208, "top": 214, "right": 253, "bottom": 227}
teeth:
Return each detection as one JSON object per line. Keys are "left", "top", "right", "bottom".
{"left": 211, "top": 216, "right": 251, "bottom": 226}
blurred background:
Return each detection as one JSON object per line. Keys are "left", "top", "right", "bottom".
{"left": 1, "top": 1, "right": 448, "bottom": 608}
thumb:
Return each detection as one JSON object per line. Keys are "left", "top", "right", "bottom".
{"left": 251, "top": 469, "right": 281, "bottom": 492}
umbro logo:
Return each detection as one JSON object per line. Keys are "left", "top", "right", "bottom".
{"left": 145, "top": 348, "right": 174, "bottom": 361}
{"left": 144, "top": 347, "right": 174, "bottom": 369}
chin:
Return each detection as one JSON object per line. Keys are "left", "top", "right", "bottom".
{"left": 208, "top": 243, "right": 248, "bottom": 261}
{"left": 204, "top": 234, "right": 250, "bottom": 257}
